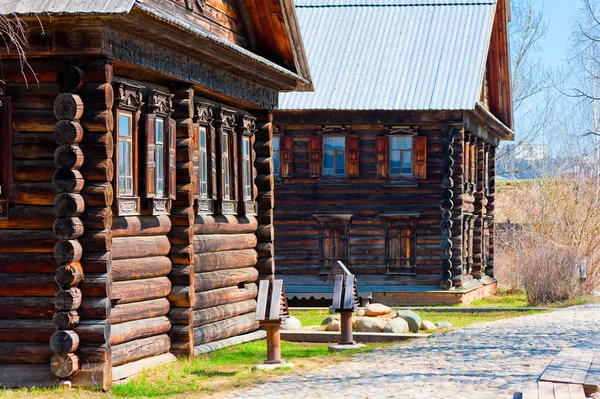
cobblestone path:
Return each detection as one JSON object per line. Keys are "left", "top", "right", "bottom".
{"left": 233, "top": 304, "right": 600, "bottom": 399}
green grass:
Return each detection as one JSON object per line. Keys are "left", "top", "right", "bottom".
{"left": 466, "top": 288, "right": 530, "bottom": 308}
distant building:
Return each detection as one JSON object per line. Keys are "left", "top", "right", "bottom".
{"left": 513, "top": 143, "right": 548, "bottom": 161}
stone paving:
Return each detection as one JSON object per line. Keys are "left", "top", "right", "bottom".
{"left": 232, "top": 304, "right": 600, "bottom": 399}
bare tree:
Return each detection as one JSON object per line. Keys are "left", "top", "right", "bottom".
{"left": 0, "top": 13, "right": 36, "bottom": 83}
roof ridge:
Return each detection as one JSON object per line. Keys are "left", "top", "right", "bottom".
{"left": 295, "top": 1, "right": 496, "bottom": 8}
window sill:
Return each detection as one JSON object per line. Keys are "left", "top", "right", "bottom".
{"left": 116, "top": 196, "right": 141, "bottom": 216}
{"left": 197, "top": 199, "right": 214, "bottom": 215}
{"left": 317, "top": 178, "right": 350, "bottom": 186}
{"left": 241, "top": 200, "right": 258, "bottom": 216}
{"left": 219, "top": 200, "right": 238, "bottom": 216}
{"left": 149, "top": 198, "right": 170, "bottom": 216}
{"left": 385, "top": 271, "right": 417, "bottom": 276}
{"left": 384, "top": 179, "right": 418, "bottom": 188}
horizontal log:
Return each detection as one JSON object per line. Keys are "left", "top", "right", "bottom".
{"left": 52, "top": 168, "right": 84, "bottom": 193}
{"left": 55, "top": 262, "right": 84, "bottom": 288}
{"left": 112, "top": 236, "right": 170, "bottom": 260}
{"left": 0, "top": 206, "right": 55, "bottom": 230}
{"left": 79, "top": 273, "right": 112, "bottom": 298}
{"left": 50, "top": 353, "right": 79, "bottom": 378}
{"left": 54, "top": 144, "right": 84, "bottom": 170}
{"left": 79, "top": 158, "right": 114, "bottom": 182}
{"left": 81, "top": 207, "right": 113, "bottom": 230}
{"left": 50, "top": 330, "right": 79, "bottom": 353}
{"left": 70, "top": 361, "right": 110, "bottom": 391}
{"left": 0, "top": 297, "right": 54, "bottom": 319}
{"left": 54, "top": 93, "right": 84, "bottom": 121}
{"left": 112, "top": 256, "right": 171, "bottom": 282}
{"left": 110, "top": 316, "right": 171, "bottom": 346}
{"left": 77, "top": 344, "right": 109, "bottom": 364}
{"left": 14, "top": 182, "right": 55, "bottom": 205}
{"left": 53, "top": 217, "right": 84, "bottom": 240}
{"left": 53, "top": 311, "right": 80, "bottom": 330}
{"left": 111, "top": 334, "right": 170, "bottom": 367}
{"left": 74, "top": 320, "right": 110, "bottom": 344}
{"left": 255, "top": 174, "right": 273, "bottom": 191}
{"left": 192, "top": 215, "right": 258, "bottom": 235}
{"left": 54, "top": 287, "right": 82, "bottom": 311}
{"left": 78, "top": 297, "right": 111, "bottom": 320}
{"left": 194, "top": 283, "right": 258, "bottom": 310}
{"left": 0, "top": 274, "right": 58, "bottom": 297}
{"left": 81, "top": 252, "right": 112, "bottom": 274}
{"left": 12, "top": 133, "right": 55, "bottom": 159}
{"left": 254, "top": 141, "right": 271, "bottom": 158}
{"left": 171, "top": 299, "right": 255, "bottom": 327}
{"left": 81, "top": 109, "right": 114, "bottom": 132}
{"left": 111, "top": 277, "right": 171, "bottom": 305}
{"left": 0, "top": 319, "right": 55, "bottom": 343}
{"left": 193, "top": 249, "right": 258, "bottom": 274}
{"left": 193, "top": 313, "right": 258, "bottom": 346}
{"left": 54, "top": 240, "right": 82, "bottom": 264}
{"left": 169, "top": 245, "right": 193, "bottom": 265}
{"left": 170, "top": 206, "right": 195, "bottom": 227}
{"left": 12, "top": 110, "right": 55, "bottom": 132}
{"left": 13, "top": 159, "right": 55, "bottom": 181}
{"left": 256, "top": 243, "right": 274, "bottom": 258}
{"left": 6, "top": 83, "right": 59, "bottom": 109}
{"left": 257, "top": 191, "right": 274, "bottom": 210}
{"left": 0, "top": 343, "right": 53, "bottom": 364}
{"left": 79, "top": 136, "right": 113, "bottom": 159}
{"left": 110, "top": 298, "right": 170, "bottom": 325}
{"left": 0, "top": 230, "right": 55, "bottom": 253}
{"left": 194, "top": 268, "right": 258, "bottom": 292}
{"left": 53, "top": 193, "right": 85, "bottom": 217}
{"left": 77, "top": 83, "right": 114, "bottom": 110}
{"left": 0, "top": 364, "right": 58, "bottom": 388}
{"left": 81, "top": 183, "right": 113, "bottom": 207}
{"left": 256, "top": 224, "right": 274, "bottom": 242}
{"left": 255, "top": 257, "right": 274, "bottom": 276}
{"left": 112, "top": 215, "right": 172, "bottom": 238}
{"left": 111, "top": 353, "right": 176, "bottom": 383}
{"left": 193, "top": 234, "right": 257, "bottom": 254}
{"left": 167, "top": 285, "right": 193, "bottom": 308}
{"left": 257, "top": 209, "right": 273, "bottom": 225}
{"left": 54, "top": 119, "right": 84, "bottom": 144}
{"left": 254, "top": 157, "right": 272, "bottom": 175}
{"left": 80, "top": 230, "right": 112, "bottom": 253}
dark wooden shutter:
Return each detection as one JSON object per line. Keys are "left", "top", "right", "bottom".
{"left": 192, "top": 124, "right": 200, "bottom": 200}
{"left": 346, "top": 135, "right": 360, "bottom": 178}
{"left": 281, "top": 135, "right": 294, "bottom": 178}
{"left": 145, "top": 114, "right": 157, "bottom": 198}
{"left": 210, "top": 126, "right": 217, "bottom": 200}
{"left": 471, "top": 141, "right": 476, "bottom": 185}
{"left": 413, "top": 136, "right": 427, "bottom": 180}
{"left": 231, "top": 131, "right": 238, "bottom": 201}
{"left": 308, "top": 134, "right": 322, "bottom": 177}
{"left": 376, "top": 136, "right": 389, "bottom": 178}
{"left": 168, "top": 118, "right": 177, "bottom": 200}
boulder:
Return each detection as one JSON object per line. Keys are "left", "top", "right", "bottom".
{"left": 365, "top": 303, "right": 392, "bottom": 317}
{"left": 383, "top": 318, "right": 409, "bottom": 333}
{"left": 395, "top": 310, "right": 421, "bottom": 333}
{"left": 435, "top": 321, "right": 453, "bottom": 328}
{"left": 326, "top": 320, "right": 341, "bottom": 331}
{"left": 355, "top": 317, "right": 387, "bottom": 332}
{"left": 321, "top": 315, "right": 340, "bottom": 325}
{"left": 356, "top": 309, "right": 366, "bottom": 317}
{"left": 421, "top": 320, "right": 437, "bottom": 331}
{"left": 281, "top": 316, "right": 302, "bottom": 331}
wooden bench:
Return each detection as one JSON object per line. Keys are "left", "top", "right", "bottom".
{"left": 256, "top": 279, "right": 290, "bottom": 365}
{"left": 522, "top": 381, "right": 586, "bottom": 399}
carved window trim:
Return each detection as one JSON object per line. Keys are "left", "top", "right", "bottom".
{"left": 114, "top": 82, "right": 143, "bottom": 216}
{"left": 383, "top": 214, "right": 419, "bottom": 275}
{"left": 484, "top": 144, "right": 490, "bottom": 197}
{"left": 215, "top": 108, "right": 238, "bottom": 215}
{"left": 0, "top": 96, "right": 12, "bottom": 219}
{"left": 238, "top": 114, "right": 257, "bottom": 216}
{"left": 464, "top": 136, "right": 477, "bottom": 193}
{"left": 315, "top": 214, "right": 352, "bottom": 274}
{"left": 145, "top": 89, "right": 175, "bottom": 215}
{"left": 194, "top": 102, "right": 216, "bottom": 215}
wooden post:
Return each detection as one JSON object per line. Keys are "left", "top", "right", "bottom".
{"left": 255, "top": 279, "right": 290, "bottom": 369}
{"left": 264, "top": 323, "right": 282, "bottom": 364}
{"left": 328, "top": 263, "right": 362, "bottom": 350}
{"left": 339, "top": 310, "right": 354, "bottom": 345}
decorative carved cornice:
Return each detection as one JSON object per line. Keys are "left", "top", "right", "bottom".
{"left": 314, "top": 214, "right": 352, "bottom": 228}
{"left": 184, "top": 0, "right": 207, "bottom": 14}
{"left": 238, "top": 114, "right": 256, "bottom": 136}
{"left": 386, "top": 126, "right": 418, "bottom": 135}
{"left": 215, "top": 108, "right": 236, "bottom": 131}
{"left": 147, "top": 89, "right": 174, "bottom": 117}
{"left": 115, "top": 82, "right": 144, "bottom": 111}
{"left": 195, "top": 101, "right": 213, "bottom": 124}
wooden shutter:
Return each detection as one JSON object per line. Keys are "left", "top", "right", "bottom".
{"left": 464, "top": 142, "right": 470, "bottom": 184}
{"left": 145, "top": 114, "right": 157, "bottom": 198}
{"left": 281, "top": 135, "right": 294, "bottom": 178}
{"left": 376, "top": 136, "right": 389, "bottom": 178}
{"left": 470, "top": 141, "right": 476, "bottom": 185}
{"left": 308, "top": 134, "right": 322, "bottom": 177}
{"left": 209, "top": 126, "right": 217, "bottom": 200}
{"left": 168, "top": 118, "right": 177, "bottom": 200}
{"left": 192, "top": 124, "right": 200, "bottom": 199}
{"left": 230, "top": 131, "right": 238, "bottom": 201}
{"left": 346, "top": 135, "right": 360, "bottom": 178}
{"left": 413, "top": 136, "right": 427, "bottom": 180}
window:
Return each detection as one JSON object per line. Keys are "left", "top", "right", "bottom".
{"left": 242, "top": 136, "right": 251, "bottom": 200}
{"left": 215, "top": 108, "right": 237, "bottom": 215}
{"left": 376, "top": 129, "right": 426, "bottom": 181}
{"left": 238, "top": 114, "right": 257, "bottom": 216}
{"left": 0, "top": 96, "right": 11, "bottom": 219}
{"left": 462, "top": 215, "right": 475, "bottom": 276}
{"left": 145, "top": 90, "right": 176, "bottom": 215}
{"left": 464, "top": 136, "right": 476, "bottom": 192}
{"left": 484, "top": 146, "right": 490, "bottom": 196}
{"left": 199, "top": 126, "right": 208, "bottom": 198}
{"left": 389, "top": 136, "right": 413, "bottom": 177}
{"left": 315, "top": 214, "right": 352, "bottom": 274}
{"left": 323, "top": 136, "right": 346, "bottom": 177}
{"left": 194, "top": 102, "right": 216, "bottom": 215}
{"left": 222, "top": 130, "right": 231, "bottom": 200}
{"left": 383, "top": 215, "right": 418, "bottom": 274}
{"left": 273, "top": 135, "right": 280, "bottom": 177}
{"left": 114, "top": 82, "right": 143, "bottom": 216}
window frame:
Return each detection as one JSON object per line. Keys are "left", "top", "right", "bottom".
{"left": 0, "top": 96, "right": 12, "bottom": 219}
{"left": 322, "top": 134, "right": 347, "bottom": 178}
{"left": 215, "top": 108, "right": 238, "bottom": 215}
{"left": 194, "top": 102, "right": 216, "bottom": 215}
{"left": 237, "top": 114, "right": 257, "bottom": 216}
{"left": 314, "top": 214, "right": 352, "bottom": 275}
{"left": 383, "top": 214, "right": 418, "bottom": 275}
{"left": 273, "top": 133, "right": 281, "bottom": 178}
{"left": 114, "top": 82, "right": 143, "bottom": 216}
{"left": 388, "top": 135, "right": 414, "bottom": 179}
{"left": 145, "top": 89, "right": 175, "bottom": 215}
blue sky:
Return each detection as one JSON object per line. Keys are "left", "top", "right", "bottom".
{"left": 536, "top": 0, "right": 580, "bottom": 69}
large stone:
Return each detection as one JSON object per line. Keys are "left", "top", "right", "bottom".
{"left": 321, "top": 315, "right": 340, "bottom": 325}
{"left": 421, "top": 320, "right": 437, "bottom": 331}
{"left": 355, "top": 317, "right": 387, "bottom": 332}
{"left": 281, "top": 316, "right": 302, "bottom": 331}
{"left": 395, "top": 310, "right": 421, "bottom": 333}
{"left": 435, "top": 321, "right": 453, "bottom": 328}
{"left": 326, "top": 320, "right": 341, "bottom": 331}
{"left": 356, "top": 309, "right": 366, "bottom": 317}
{"left": 365, "top": 303, "right": 392, "bottom": 317}
{"left": 383, "top": 318, "right": 409, "bottom": 333}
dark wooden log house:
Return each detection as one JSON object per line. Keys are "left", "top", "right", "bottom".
{"left": 0, "top": 0, "right": 310, "bottom": 389}
{"left": 273, "top": 0, "right": 514, "bottom": 306}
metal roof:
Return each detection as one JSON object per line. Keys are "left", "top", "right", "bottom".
{"left": 0, "top": 0, "right": 136, "bottom": 15}
{"left": 278, "top": 0, "right": 497, "bottom": 111}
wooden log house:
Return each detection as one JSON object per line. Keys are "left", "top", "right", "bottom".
{"left": 0, "top": 0, "right": 310, "bottom": 389}
{"left": 273, "top": 0, "right": 514, "bottom": 306}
